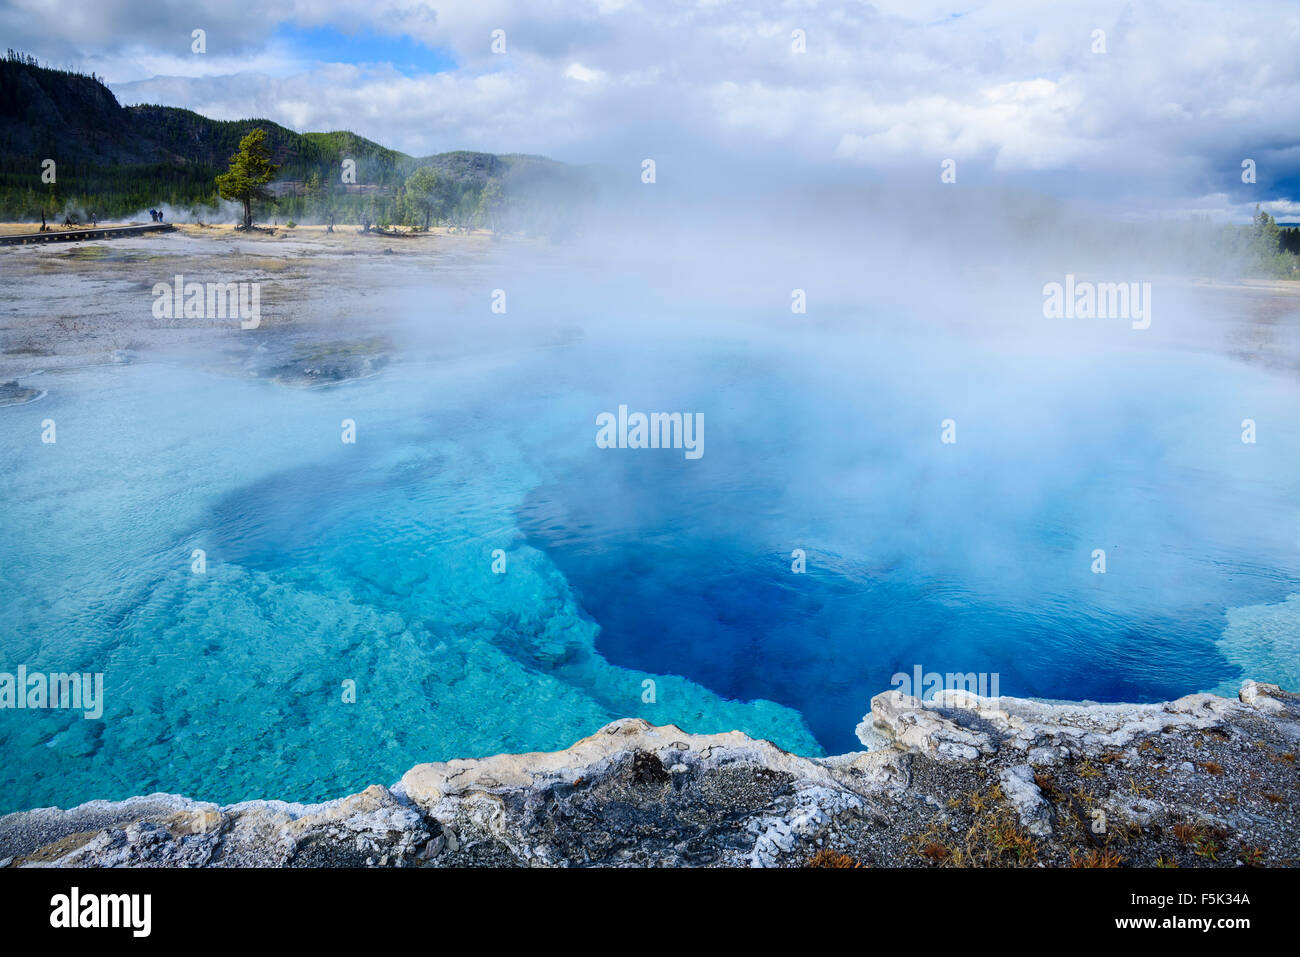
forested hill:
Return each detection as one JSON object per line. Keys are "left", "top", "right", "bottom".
{"left": 0, "top": 52, "right": 591, "bottom": 230}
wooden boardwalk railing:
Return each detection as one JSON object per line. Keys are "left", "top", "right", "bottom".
{"left": 0, "top": 223, "right": 176, "bottom": 246}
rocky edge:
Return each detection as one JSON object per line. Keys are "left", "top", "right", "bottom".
{"left": 2, "top": 681, "right": 1297, "bottom": 868}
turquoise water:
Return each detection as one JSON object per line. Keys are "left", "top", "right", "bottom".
{"left": 1, "top": 314, "right": 1299, "bottom": 813}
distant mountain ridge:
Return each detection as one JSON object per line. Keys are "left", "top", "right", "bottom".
{"left": 0, "top": 52, "right": 589, "bottom": 226}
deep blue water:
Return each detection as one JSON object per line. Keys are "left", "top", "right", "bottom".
{"left": 512, "top": 335, "right": 1300, "bottom": 754}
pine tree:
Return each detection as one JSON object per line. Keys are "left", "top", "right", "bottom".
{"left": 475, "top": 178, "right": 504, "bottom": 232}
{"left": 215, "top": 129, "right": 280, "bottom": 229}
{"left": 405, "top": 166, "right": 447, "bottom": 229}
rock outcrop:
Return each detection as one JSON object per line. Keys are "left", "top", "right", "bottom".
{"left": 3, "top": 681, "right": 1297, "bottom": 868}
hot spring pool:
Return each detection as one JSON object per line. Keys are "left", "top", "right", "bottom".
{"left": 1, "top": 317, "right": 1298, "bottom": 813}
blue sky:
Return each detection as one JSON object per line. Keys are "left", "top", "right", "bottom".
{"left": 269, "top": 24, "right": 458, "bottom": 76}
{"left": 2, "top": 0, "right": 1297, "bottom": 221}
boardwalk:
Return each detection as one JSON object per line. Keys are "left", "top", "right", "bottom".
{"left": 0, "top": 223, "right": 175, "bottom": 246}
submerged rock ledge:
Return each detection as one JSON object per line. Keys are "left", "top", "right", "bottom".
{"left": 3, "top": 682, "right": 1297, "bottom": 868}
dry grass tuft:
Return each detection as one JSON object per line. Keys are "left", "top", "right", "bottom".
{"left": 921, "top": 841, "right": 952, "bottom": 863}
{"left": 805, "top": 849, "right": 862, "bottom": 868}
{"left": 1069, "top": 847, "right": 1123, "bottom": 868}
{"left": 1237, "top": 845, "right": 1266, "bottom": 867}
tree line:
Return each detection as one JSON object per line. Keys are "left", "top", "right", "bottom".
{"left": 212, "top": 129, "right": 513, "bottom": 231}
